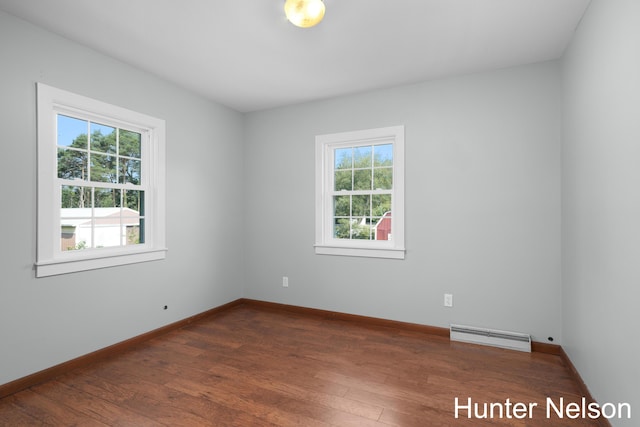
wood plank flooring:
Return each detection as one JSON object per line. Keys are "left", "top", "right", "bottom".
{"left": 0, "top": 304, "right": 602, "bottom": 426}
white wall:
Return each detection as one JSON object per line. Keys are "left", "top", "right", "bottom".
{"left": 0, "top": 11, "right": 245, "bottom": 385}
{"left": 243, "top": 61, "right": 563, "bottom": 343}
{"left": 562, "top": 1, "right": 640, "bottom": 424}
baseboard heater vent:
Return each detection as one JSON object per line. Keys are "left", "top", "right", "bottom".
{"left": 450, "top": 324, "right": 531, "bottom": 353}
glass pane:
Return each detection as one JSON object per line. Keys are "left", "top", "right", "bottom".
{"left": 93, "top": 214, "right": 122, "bottom": 248}
{"left": 372, "top": 194, "right": 391, "bottom": 217}
{"left": 333, "top": 195, "right": 349, "bottom": 217}
{"left": 61, "top": 186, "right": 91, "bottom": 209}
{"left": 60, "top": 218, "right": 91, "bottom": 251}
{"left": 90, "top": 153, "right": 117, "bottom": 183}
{"left": 57, "top": 115, "right": 87, "bottom": 148}
{"left": 354, "top": 146, "right": 372, "bottom": 168}
{"left": 334, "top": 170, "right": 352, "bottom": 191}
{"left": 374, "top": 144, "right": 393, "bottom": 166}
{"left": 373, "top": 167, "right": 393, "bottom": 190}
{"left": 373, "top": 213, "right": 392, "bottom": 241}
{"left": 125, "top": 221, "right": 143, "bottom": 245}
{"left": 120, "top": 129, "right": 141, "bottom": 158}
{"left": 352, "top": 217, "right": 372, "bottom": 240}
{"left": 353, "top": 169, "right": 372, "bottom": 190}
{"left": 90, "top": 122, "right": 116, "bottom": 154}
{"left": 123, "top": 190, "right": 144, "bottom": 215}
{"left": 352, "top": 195, "right": 370, "bottom": 216}
{"left": 334, "top": 148, "right": 352, "bottom": 170}
{"left": 58, "top": 148, "right": 87, "bottom": 180}
{"left": 333, "top": 218, "right": 351, "bottom": 239}
{"left": 119, "top": 158, "right": 141, "bottom": 185}
{"left": 94, "top": 188, "right": 121, "bottom": 208}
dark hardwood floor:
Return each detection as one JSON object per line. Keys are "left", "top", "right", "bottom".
{"left": 0, "top": 304, "right": 601, "bottom": 426}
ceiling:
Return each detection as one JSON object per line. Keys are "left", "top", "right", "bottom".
{"left": 0, "top": 0, "right": 590, "bottom": 113}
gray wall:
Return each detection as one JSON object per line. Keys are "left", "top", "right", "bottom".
{"left": 0, "top": 11, "right": 245, "bottom": 385}
{"left": 243, "top": 61, "right": 563, "bottom": 344}
{"left": 563, "top": 0, "right": 640, "bottom": 424}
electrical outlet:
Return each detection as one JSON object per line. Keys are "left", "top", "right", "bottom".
{"left": 282, "top": 276, "right": 289, "bottom": 287}
{"left": 444, "top": 293, "right": 453, "bottom": 307}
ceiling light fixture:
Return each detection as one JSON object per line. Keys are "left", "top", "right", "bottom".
{"left": 284, "top": 0, "right": 325, "bottom": 28}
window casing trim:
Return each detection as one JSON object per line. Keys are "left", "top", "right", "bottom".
{"left": 315, "top": 126, "right": 405, "bottom": 259}
{"left": 36, "top": 83, "right": 167, "bottom": 277}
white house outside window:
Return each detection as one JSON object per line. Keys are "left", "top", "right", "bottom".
{"left": 315, "top": 126, "right": 405, "bottom": 259}
{"left": 36, "top": 83, "right": 167, "bottom": 277}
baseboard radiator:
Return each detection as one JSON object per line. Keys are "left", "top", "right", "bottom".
{"left": 450, "top": 324, "right": 531, "bottom": 352}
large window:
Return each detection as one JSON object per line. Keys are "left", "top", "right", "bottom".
{"left": 36, "top": 83, "right": 166, "bottom": 277}
{"left": 315, "top": 126, "right": 405, "bottom": 259}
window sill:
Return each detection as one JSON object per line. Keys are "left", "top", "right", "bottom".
{"left": 35, "top": 248, "right": 168, "bottom": 277}
{"left": 314, "top": 244, "right": 405, "bottom": 260}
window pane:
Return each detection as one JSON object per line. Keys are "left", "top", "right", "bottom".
{"left": 58, "top": 148, "right": 87, "bottom": 180}
{"left": 119, "top": 129, "right": 141, "bottom": 158}
{"left": 352, "top": 195, "right": 370, "bottom": 216}
{"left": 354, "top": 146, "right": 372, "bottom": 168}
{"left": 123, "top": 190, "right": 144, "bottom": 215}
{"left": 119, "top": 158, "right": 141, "bottom": 185}
{"left": 90, "top": 122, "right": 116, "bottom": 154}
{"left": 374, "top": 144, "right": 393, "bottom": 166}
{"left": 93, "top": 213, "right": 122, "bottom": 248}
{"left": 353, "top": 169, "right": 372, "bottom": 190}
{"left": 333, "top": 218, "right": 351, "bottom": 239}
{"left": 373, "top": 167, "right": 393, "bottom": 190}
{"left": 61, "top": 185, "right": 91, "bottom": 209}
{"left": 60, "top": 218, "right": 91, "bottom": 251}
{"left": 61, "top": 223, "right": 78, "bottom": 251}
{"left": 95, "top": 188, "right": 121, "bottom": 208}
{"left": 334, "top": 170, "right": 352, "bottom": 191}
{"left": 57, "top": 115, "right": 87, "bottom": 148}
{"left": 125, "top": 221, "right": 143, "bottom": 245}
{"left": 333, "top": 217, "right": 375, "bottom": 240}
{"left": 334, "top": 148, "right": 352, "bottom": 170}
{"left": 333, "top": 195, "right": 349, "bottom": 217}
{"left": 373, "top": 213, "right": 392, "bottom": 241}
{"left": 372, "top": 194, "right": 391, "bottom": 217}
{"left": 352, "top": 217, "right": 372, "bottom": 240}
{"left": 122, "top": 200, "right": 143, "bottom": 245}
{"left": 90, "top": 153, "right": 117, "bottom": 183}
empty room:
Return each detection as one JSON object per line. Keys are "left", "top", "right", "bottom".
{"left": 0, "top": 0, "right": 638, "bottom": 426}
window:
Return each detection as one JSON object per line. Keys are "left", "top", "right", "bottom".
{"left": 315, "top": 126, "right": 405, "bottom": 259}
{"left": 36, "top": 83, "right": 166, "bottom": 277}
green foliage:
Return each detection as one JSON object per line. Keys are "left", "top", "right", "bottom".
{"left": 333, "top": 193, "right": 391, "bottom": 240}
{"left": 334, "top": 218, "right": 351, "bottom": 239}
{"left": 334, "top": 218, "right": 376, "bottom": 240}
{"left": 66, "top": 240, "right": 87, "bottom": 251}
{"left": 57, "top": 134, "right": 88, "bottom": 180}
{"left": 333, "top": 144, "right": 393, "bottom": 192}
{"left": 61, "top": 186, "right": 91, "bottom": 208}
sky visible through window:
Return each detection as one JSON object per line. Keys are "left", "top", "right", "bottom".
{"left": 58, "top": 115, "right": 121, "bottom": 147}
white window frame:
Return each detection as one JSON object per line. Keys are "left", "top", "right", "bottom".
{"left": 315, "top": 125, "right": 405, "bottom": 259}
{"left": 36, "top": 83, "right": 167, "bottom": 277}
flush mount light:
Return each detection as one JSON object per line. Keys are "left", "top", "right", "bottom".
{"left": 284, "top": 0, "right": 325, "bottom": 28}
